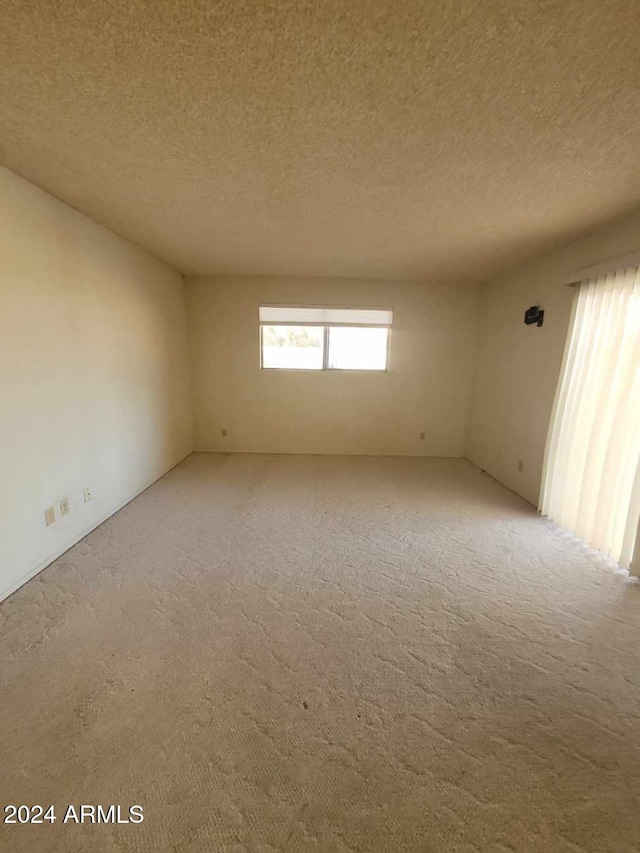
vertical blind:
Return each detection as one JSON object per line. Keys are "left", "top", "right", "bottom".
{"left": 541, "top": 264, "right": 640, "bottom": 570}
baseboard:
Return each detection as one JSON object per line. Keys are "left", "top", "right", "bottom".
{"left": 462, "top": 456, "right": 537, "bottom": 508}
{"left": 193, "top": 448, "right": 464, "bottom": 458}
{"left": 0, "top": 451, "right": 193, "bottom": 603}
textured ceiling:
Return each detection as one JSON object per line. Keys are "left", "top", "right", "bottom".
{"left": 2, "top": 1, "right": 640, "bottom": 283}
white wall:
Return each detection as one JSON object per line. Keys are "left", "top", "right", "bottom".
{"left": 466, "top": 210, "right": 640, "bottom": 506}
{"left": 186, "top": 276, "right": 481, "bottom": 457}
{"left": 0, "top": 167, "right": 193, "bottom": 600}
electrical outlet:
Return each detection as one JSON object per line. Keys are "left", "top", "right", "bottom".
{"left": 419, "top": 432, "right": 425, "bottom": 440}
{"left": 83, "top": 486, "right": 92, "bottom": 504}
{"left": 517, "top": 460, "right": 524, "bottom": 473}
{"left": 60, "top": 497, "right": 70, "bottom": 516}
{"left": 221, "top": 429, "right": 227, "bottom": 437}
{"left": 44, "top": 506, "right": 55, "bottom": 527}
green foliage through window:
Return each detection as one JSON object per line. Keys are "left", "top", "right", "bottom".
{"left": 262, "top": 326, "right": 321, "bottom": 348}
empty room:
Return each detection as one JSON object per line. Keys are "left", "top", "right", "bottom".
{"left": 2, "top": 1, "right": 640, "bottom": 851}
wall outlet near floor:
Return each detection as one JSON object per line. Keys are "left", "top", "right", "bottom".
{"left": 44, "top": 506, "right": 56, "bottom": 527}
{"left": 517, "top": 460, "right": 524, "bottom": 473}
{"left": 419, "top": 431, "right": 425, "bottom": 440}
{"left": 59, "top": 497, "right": 70, "bottom": 516}
{"left": 83, "top": 486, "right": 92, "bottom": 504}
{"left": 221, "top": 429, "right": 227, "bottom": 437}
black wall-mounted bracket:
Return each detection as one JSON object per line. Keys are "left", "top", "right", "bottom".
{"left": 524, "top": 306, "right": 544, "bottom": 327}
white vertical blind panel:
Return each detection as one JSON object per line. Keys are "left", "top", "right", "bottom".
{"left": 259, "top": 306, "right": 393, "bottom": 326}
{"left": 541, "top": 265, "right": 640, "bottom": 569}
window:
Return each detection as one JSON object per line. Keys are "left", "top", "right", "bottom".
{"left": 259, "top": 306, "right": 392, "bottom": 371}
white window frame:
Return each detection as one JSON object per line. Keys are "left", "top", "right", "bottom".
{"left": 259, "top": 305, "right": 393, "bottom": 372}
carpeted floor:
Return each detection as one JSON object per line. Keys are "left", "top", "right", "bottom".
{"left": 1, "top": 453, "right": 640, "bottom": 852}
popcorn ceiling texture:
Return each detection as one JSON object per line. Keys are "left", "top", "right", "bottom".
{"left": 2, "top": 0, "right": 640, "bottom": 283}
{"left": 1, "top": 453, "right": 640, "bottom": 852}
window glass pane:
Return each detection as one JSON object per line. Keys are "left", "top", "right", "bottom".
{"left": 327, "top": 327, "right": 389, "bottom": 370}
{"left": 261, "top": 325, "right": 324, "bottom": 369}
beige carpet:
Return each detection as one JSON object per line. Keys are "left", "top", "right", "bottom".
{"left": 1, "top": 453, "right": 640, "bottom": 852}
